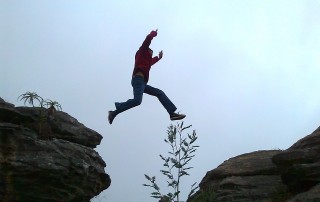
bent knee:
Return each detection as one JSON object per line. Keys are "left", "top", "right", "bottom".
{"left": 133, "top": 98, "right": 142, "bottom": 106}
{"left": 156, "top": 89, "right": 165, "bottom": 96}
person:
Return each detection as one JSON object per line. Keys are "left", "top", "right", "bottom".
{"left": 108, "top": 29, "right": 186, "bottom": 124}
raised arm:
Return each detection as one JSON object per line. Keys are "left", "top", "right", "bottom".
{"left": 151, "top": 50, "right": 163, "bottom": 65}
{"left": 140, "top": 30, "right": 158, "bottom": 50}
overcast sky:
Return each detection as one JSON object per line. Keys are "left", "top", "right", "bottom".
{"left": 1, "top": 0, "right": 320, "bottom": 201}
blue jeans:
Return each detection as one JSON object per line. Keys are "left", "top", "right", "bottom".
{"left": 114, "top": 76, "right": 177, "bottom": 115}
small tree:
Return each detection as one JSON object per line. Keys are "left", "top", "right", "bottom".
{"left": 143, "top": 122, "right": 199, "bottom": 202}
{"left": 44, "top": 99, "right": 62, "bottom": 111}
{"left": 18, "top": 92, "right": 62, "bottom": 112}
{"left": 18, "top": 92, "right": 44, "bottom": 107}
{"left": 17, "top": 92, "right": 62, "bottom": 137}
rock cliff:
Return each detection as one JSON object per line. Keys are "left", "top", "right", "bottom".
{"left": 188, "top": 126, "right": 320, "bottom": 201}
{"left": 0, "top": 98, "right": 110, "bottom": 201}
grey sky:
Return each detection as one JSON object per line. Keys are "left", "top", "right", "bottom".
{"left": 1, "top": 0, "right": 320, "bottom": 201}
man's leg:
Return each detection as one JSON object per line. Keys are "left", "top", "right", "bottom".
{"left": 144, "top": 84, "right": 177, "bottom": 114}
{"left": 144, "top": 85, "right": 185, "bottom": 120}
{"left": 108, "top": 76, "right": 145, "bottom": 124}
{"left": 115, "top": 76, "right": 145, "bottom": 113}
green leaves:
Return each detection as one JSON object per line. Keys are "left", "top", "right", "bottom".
{"left": 18, "top": 92, "right": 62, "bottom": 111}
{"left": 188, "top": 182, "right": 199, "bottom": 199}
{"left": 18, "top": 92, "right": 43, "bottom": 107}
{"left": 44, "top": 99, "right": 62, "bottom": 111}
{"left": 144, "top": 174, "right": 152, "bottom": 181}
{"left": 17, "top": 91, "right": 63, "bottom": 139}
{"left": 143, "top": 175, "right": 162, "bottom": 198}
{"left": 143, "top": 121, "right": 200, "bottom": 202}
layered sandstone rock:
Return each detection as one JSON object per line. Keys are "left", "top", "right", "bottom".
{"left": 189, "top": 127, "right": 320, "bottom": 201}
{"left": 0, "top": 98, "right": 110, "bottom": 201}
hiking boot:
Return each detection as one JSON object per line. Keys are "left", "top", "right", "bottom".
{"left": 108, "top": 111, "right": 116, "bottom": 124}
{"left": 170, "top": 112, "right": 186, "bottom": 121}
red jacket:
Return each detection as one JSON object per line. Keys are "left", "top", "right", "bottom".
{"left": 132, "top": 32, "right": 160, "bottom": 83}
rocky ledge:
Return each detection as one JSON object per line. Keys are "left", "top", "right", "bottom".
{"left": 188, "top": 126, "right": 320, "bottom": 201}
{"left": 0, "top": 98, "right": 110, "bottom": 201}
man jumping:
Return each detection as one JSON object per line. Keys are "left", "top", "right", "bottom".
{"left": 108, "top": 29, "right": 186, "bottom": 124}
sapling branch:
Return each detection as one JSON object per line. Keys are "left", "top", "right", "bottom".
{"left": 143, "top": 122, "right": 199, "bottom": 202}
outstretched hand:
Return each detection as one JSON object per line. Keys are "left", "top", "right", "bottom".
{"left": 150, "top": 29, "right": 158, "bottom": 37}
{"left": 159, "top": 50, "right": 163, "bottom": 59}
